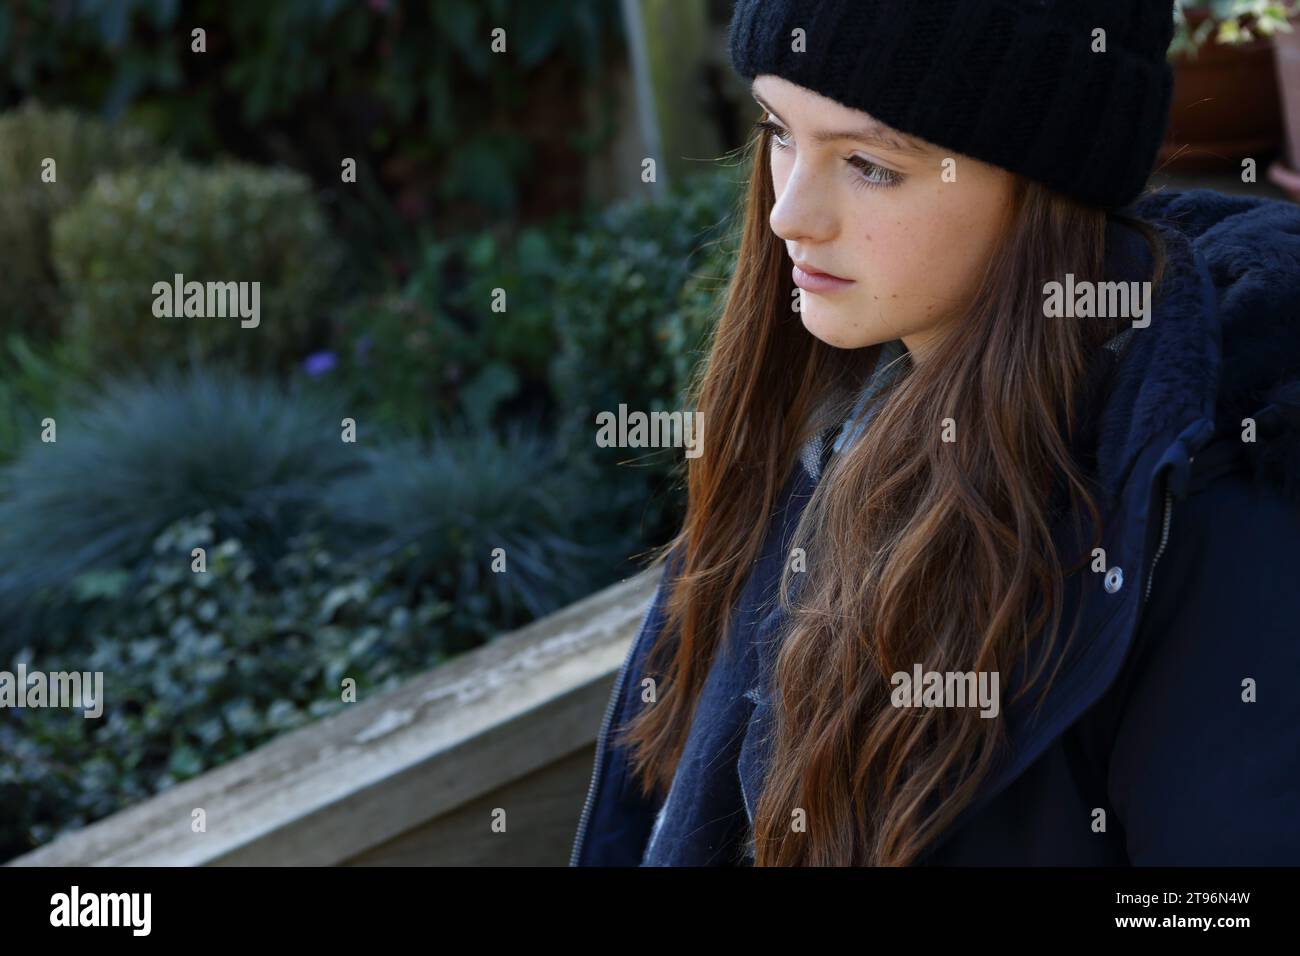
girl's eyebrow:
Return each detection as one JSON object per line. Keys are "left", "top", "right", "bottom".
{"left": 751, "top": 86, "right": 929, "bottom": 157}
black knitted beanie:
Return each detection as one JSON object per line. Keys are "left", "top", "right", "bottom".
{"left": 727, "top": 0, "right": 1177, "bottom": 209}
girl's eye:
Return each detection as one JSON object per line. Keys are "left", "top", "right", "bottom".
{"left": 751, "top": 118, "right": 903, "bottom": 190}
{"left": 847, "top": 155, "right": 903, "bottom": 190}
{"left": 753, "top": 117, "right": 792, "bottom": 150}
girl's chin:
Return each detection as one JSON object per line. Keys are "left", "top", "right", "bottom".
{"left": 799, "top": 308, "right": 891, "bottom": 351}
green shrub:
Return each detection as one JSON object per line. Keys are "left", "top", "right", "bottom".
{"left": 0, "top": 419, "right": 630, "bottom": 860}
{"left": 0, "top": 368, "right": 360, "bottom": 653}
{"left": 0, "top": 333, "right": 93, "bottom": 466}
{"left": 324, "top": 227, "right": 562, "bottom": 437}
{"left": 324, "top": 169, "right": 739, "bottom": 451}
{"left": 0, "top": 101, "right": 160, "bottom": 338}
{"left": 544, "top": 169, "right": 742, "bottom": 544}
{"left": 0, "top": 1, "right": 626, "bottom": 266}
{"left": 320, "top": 423, "right": 630, "bottom": 633}
{"left": 50, "top": 159, "right": 342, "bottom": 374}
{"left": 314, "top": 168, "right": 740, "bottom": 550}
{"left": 324, "top": 291, "right": 463, "bottom": 437}
{"left": 0, "top": 512, "right": 454, "bottom": 863}
{"left": 1170, "top": 1, "right": 1298, "bottom": 58}
{"left": 548, "top": 169, "right": 741, "bottom": 450}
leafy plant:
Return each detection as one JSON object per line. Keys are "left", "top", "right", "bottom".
{"left": 315, "top": 167, "right": 740, "bottom": 549}
{"left": 1170, "top": 0, "right": 1298, "bottom": 58}
{"left": 541, "top": 169, "right": 741, "bottom": 545}
{"left": 0, "top": 333, "right": 92, "bottom": 466}
{"left": 0, "top": 367, "right": 361, "bottom": 653}
{"left": 50, "top": 158, "right": 342, "bottom": 375}
{"left": 0, "top": 512, "right": 454, "bottom": 862}
{"left": 322, "top": 225, "right": 563, "bottom": 438}
{"left": 547, "top": 169, "right": 741, "bottom": 451}
{"left": 320, "top": 423, "right": 629, "bottom": 636}
{"left": 0, "top": 0, "right": 627, "bottom": 267}
{"left": 0, "top": 101, "right": 161, "bottom": 338}
{"left": 0, "top": 410, "right": 637, "bottom": 859}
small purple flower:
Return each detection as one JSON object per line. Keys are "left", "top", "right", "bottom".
{"left": 303, "top": 351, "right": 338, "bottom": 376}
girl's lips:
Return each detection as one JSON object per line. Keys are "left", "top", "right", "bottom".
{"left": 792, "top": 263, "right": 856, "bottom": 294}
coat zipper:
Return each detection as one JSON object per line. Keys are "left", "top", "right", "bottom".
{"left": 1142, "top": 487, "right": 1174, "bottom": 607}
{"left": 568, "top": 586, "right": 658, "bottom": 866}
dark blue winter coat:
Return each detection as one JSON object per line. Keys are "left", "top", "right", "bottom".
{"left": 570, "top": 187, "right": 1300, "bottom": 866}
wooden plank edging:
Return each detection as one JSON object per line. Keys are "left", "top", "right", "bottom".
{"left": 6, "top": 564, "right": 663, "bottom": 866}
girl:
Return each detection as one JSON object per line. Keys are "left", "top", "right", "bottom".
{"left": 572, "top": 0, "right": 1300, "bottom": 866}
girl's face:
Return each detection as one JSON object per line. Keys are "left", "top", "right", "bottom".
{"left": 753, "top": 75, "right": 1016, "bottom": 359}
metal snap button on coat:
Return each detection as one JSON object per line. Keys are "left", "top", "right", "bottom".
{"left": 1104, "top": 566, "right": 1124, "bottom": 593}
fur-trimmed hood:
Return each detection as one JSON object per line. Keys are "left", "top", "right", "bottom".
{"left": 1110, "top": 187, "right": 1300, "bottom": 508}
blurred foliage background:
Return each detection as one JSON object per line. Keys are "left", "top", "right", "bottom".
{"left": 0, "top": 0, "right": 746, "bottom": 860}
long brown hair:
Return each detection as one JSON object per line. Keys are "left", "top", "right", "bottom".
{"left": 619, "top": 123, "right": 1167, "bottom": 865}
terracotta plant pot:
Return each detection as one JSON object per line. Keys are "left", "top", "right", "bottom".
{"left": 1159, "top": 9, "right": 1284, "bottom": 173}
{"left": 1268, "top": 16, "right": 1300, "bottom": 201}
